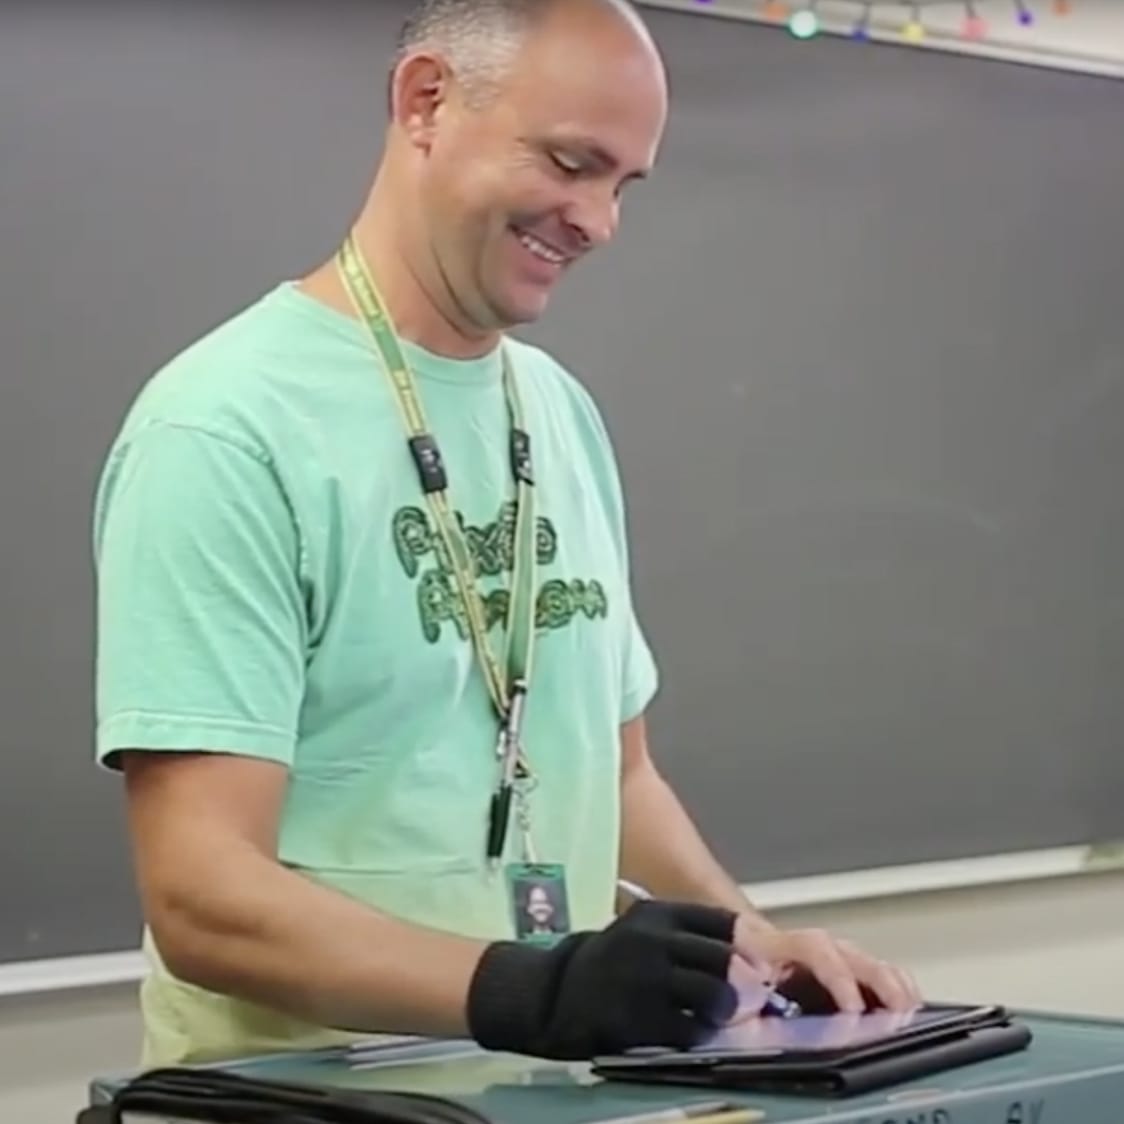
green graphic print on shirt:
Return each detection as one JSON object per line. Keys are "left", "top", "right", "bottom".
{"left": 391, "top": 500, "right": 609, "bottom": 643}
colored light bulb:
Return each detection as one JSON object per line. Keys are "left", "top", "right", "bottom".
{"left": 763, "top": 0, "right": 788, "bottom": 20}
{"left": 789, "top": 8, "right": 819, "bottom": 37}
{"left": 963, "top": 14, "right": 988, "bottom": 37}
{"left": 903, "top": 20, "right": 926, "bottom": 41}
{"left": 851, "top": 2, "right": 872, "bottom": 40}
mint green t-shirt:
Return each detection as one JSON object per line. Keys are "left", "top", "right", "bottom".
{"left": 92, "top": 282, "right": 658, "bottom": 1065}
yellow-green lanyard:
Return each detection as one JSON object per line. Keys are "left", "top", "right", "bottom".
{"left": 336, "top": 234, "right": 538, "bottom": 863}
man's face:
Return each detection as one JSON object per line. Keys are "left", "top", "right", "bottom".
{"left": 411, "top": 9, "right": 668, "bottom": 331}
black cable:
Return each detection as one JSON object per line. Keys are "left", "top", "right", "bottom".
{"left": 75, "top": 1066, "right": 496, "bottom": 1124}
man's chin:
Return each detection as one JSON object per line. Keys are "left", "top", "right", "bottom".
{"left": 482, "top": 275, "right": 560, "bottom": 329}
{"left": 498, "top": 291, "right": 555, "bottom": 328}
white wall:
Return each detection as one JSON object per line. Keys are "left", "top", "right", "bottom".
{"left": 779, "top": 870, "right": 1124, "bottom": 1014}
{"left": 0, "top": 981, "right": 139, "bottom": 1115}
{"left": 4, "top": 870, "right": 1122, "bottom": 1119}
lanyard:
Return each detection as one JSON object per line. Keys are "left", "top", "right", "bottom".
{"left": 336, "top": 233, "right": 539, "bottom": 863}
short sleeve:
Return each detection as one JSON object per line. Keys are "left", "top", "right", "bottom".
{"left": 93, "top": 421, "right": 307, "bottom": 770}
{"left": 620, "top": 605, "right": 659, "bottom": 723}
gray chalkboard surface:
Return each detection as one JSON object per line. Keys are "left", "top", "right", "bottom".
{"left": 3, "top": 2, "right": 1123, "bottom": 966}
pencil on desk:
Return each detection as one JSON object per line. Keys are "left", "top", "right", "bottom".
{"left": 590, "top": 1100, "right": 763, "bottom": 1124}
{"left": 682, "top": 1110, "right": 764, "bottom": 1124}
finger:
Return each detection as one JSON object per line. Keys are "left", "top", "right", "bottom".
{"left": 666, "top": 902, "right": 739, "bottom": 943}
{"left": 836, "top": 941, "right": 914, "bottom": 1011}
{"left": 731, "top": 917, "right": 784, "bottom": 981}
{"left": 725, "top": 953, "right": 776, "bottom": 1023}
{"left": 656, "top": 1007, "right": 711, "bottom": 1051}
{"left": 792, "top": 933, "right": 864, "bottom": 1013}
{"left": 897, "top": 964, "right": 924, "bottom": 1006}
{"left": 835, "top": 939, "right": 923, "bottom": 1008}
{"left": 724, "top": 1001, "right": 765, "bottom": 1026}
{"left": 890, "top": 963, "right": 924, "bottom": 1009}
{"left": 669, "top": 967, "right": 739, "bottom": 1027}
{"left": 666, "top": 931, "right": 732, "bottom": 978}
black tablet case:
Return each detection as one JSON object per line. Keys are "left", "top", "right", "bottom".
{"left": 592, "top": 1010, "right": 1033, "bottom": 1097}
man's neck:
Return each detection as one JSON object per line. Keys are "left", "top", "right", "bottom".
{"left": 298, "top": 206, "right": 501, "bottom": 361}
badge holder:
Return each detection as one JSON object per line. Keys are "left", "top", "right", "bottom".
{"left": 486, "top": 684, "right": 573, "bottom": 944}
{"left": 504, "top": 776, "right": 571, "bottom": 944}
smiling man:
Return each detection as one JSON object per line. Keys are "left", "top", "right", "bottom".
{"left": 93, "top": 0, "right": 920, "bottom": 1069}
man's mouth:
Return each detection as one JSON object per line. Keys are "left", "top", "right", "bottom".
{"left": 512, "top": 227, "right": 569, "bottom": 266}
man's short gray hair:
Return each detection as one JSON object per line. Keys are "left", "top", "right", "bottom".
{"left": 389, "top": 0, "right": 639, "bottom": 111}
{"left": 389, "top": 0, "right": 550, "bottom": 109}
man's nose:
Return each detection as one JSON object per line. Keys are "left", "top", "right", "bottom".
{"left": 564, "top": 189, "right": 619, "bottom": 250}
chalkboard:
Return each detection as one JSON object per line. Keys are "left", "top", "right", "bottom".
{"left": 2, "top": 1, "right": 1123, "bottom": 965}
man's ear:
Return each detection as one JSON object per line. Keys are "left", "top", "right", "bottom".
{"left": 390, "top": 52, "right": 451, "bottom": 150}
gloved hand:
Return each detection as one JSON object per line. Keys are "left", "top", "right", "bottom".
{"left": 466, "top": 899, "right": 740, "bottom": 1060}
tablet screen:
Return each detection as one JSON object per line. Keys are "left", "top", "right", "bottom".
{"left": 693, "top": 1005, "right": 963, "bottom": 1055}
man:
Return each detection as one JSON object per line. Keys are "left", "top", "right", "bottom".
{"left": 93, "top": 0, "right": 920, "bottom": 1068}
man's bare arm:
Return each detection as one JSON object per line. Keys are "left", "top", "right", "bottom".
{"left": 122, "top": 750, "right": 489, "bottom": 1036}
{"left": 617, "top": 716, "right": 774, "bottom": 930}
{"left": 617, "top": 716, "right": 921, "bottom": 1012}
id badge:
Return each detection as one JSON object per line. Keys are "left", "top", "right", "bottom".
{"left": 505, "top": 862, "right": 571, "bottom": 944}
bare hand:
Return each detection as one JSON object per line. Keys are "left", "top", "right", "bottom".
{"left": 730, "top": 918, "right": 922, "bottom": 1016}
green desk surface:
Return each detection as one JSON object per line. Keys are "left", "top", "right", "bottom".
{"left": 89, "top": 1010, "right": 1124, "bottom": 1124}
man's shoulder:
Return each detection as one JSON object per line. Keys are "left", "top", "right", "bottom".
{"left": 111, "top": 283, "right": 331, "bottom": 458}
{"left": 92, "top": 287, "right": 327, "bottom": 561}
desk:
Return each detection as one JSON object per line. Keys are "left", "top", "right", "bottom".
{"left": 87, "top": 1010, "right": 1124, "bottom": 1124}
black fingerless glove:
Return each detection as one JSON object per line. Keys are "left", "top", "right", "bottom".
{"left": 466, "top": 900, "right": 739, "bottom": 1060}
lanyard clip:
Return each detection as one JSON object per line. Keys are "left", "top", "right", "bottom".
{"left": 488, "top": 680, "right": 529, "bottom": 864}
{"left": 503, "top": 679, "right": 528, "bottom": 744}
{"left": 496, "top": 680, "right": 527, "bottom": 777}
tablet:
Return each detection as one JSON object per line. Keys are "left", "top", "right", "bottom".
{"left": 596, "top": 1003, "right": 1008, "bottom": 1067}
{"left": 591, "top": 1003, "right": 1030, "bottom": 1098}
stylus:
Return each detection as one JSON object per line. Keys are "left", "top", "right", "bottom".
{"left": 616, "top": 879, "right": 803, "bottom": 1019}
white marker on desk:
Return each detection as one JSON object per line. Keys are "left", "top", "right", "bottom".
{"left": 616, "top": 879, "right": 802, "bottom": 1019}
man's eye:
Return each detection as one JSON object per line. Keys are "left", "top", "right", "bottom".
{"left": 550, "top": 151, "right": 582, "bottom": 175}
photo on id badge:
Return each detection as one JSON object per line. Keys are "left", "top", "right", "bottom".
{"left": 507, "top": 863, "right": 571, "bottom": 944}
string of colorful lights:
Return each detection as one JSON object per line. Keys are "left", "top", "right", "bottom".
{"left": 724, "top": 1, "right": 1075, "bottom": 43}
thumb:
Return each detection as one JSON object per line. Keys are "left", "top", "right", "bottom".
{"left": 732, "top": 914, "right": 786, "bottom": 980}
{"left": 724, "top": 953, "right": 776, "bottom": 1024}
{"left": 724, "top": 917, "right": 790, "bottom": 1025}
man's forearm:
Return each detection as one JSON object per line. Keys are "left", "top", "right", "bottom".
{"left": 619, "top": 759, "right": 775, "bottom": 932}
{"left": 152, "top": 838, "right": 489, "bottom": 1037}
